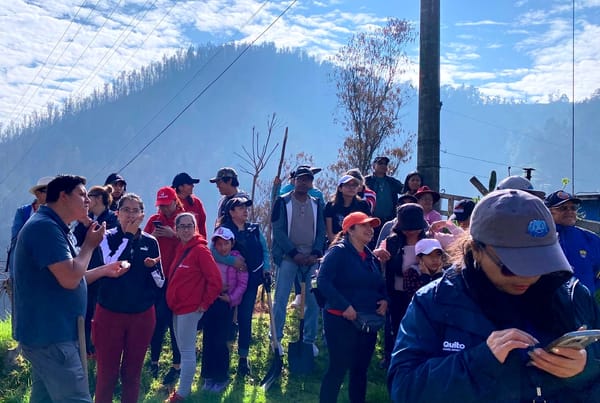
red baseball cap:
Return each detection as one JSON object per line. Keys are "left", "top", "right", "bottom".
{"left": 342, "top": 212, "right": 381, "bottom": 233}
{"left": 156, "top": 186, "right": 177, "bottom": 206}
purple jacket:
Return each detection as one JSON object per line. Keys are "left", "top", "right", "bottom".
{"left": 215, "top": 250, "right": 248, "bottom": 307}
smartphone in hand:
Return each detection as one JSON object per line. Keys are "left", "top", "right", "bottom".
{"left": 152, "top": 221, "right": 162, "bottom": 228}
{"left": 545, "top": 329, "right": 600, "bottom": 351}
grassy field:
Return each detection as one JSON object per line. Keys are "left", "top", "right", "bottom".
{"left": 0, "top": 298, "right": 391, "bottom": 403}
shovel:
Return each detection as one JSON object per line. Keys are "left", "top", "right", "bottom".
{"left": 260, "top": 281, "right": 283, "bottom": 390}
{"left": 288, "top": 269, "right": 314, "bottom": 375}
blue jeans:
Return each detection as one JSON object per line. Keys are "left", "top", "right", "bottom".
{"left": 21, "top": 341, "right": 92, "bottom": 403}
{"left": 172, "top": 311, "right": 203, "bottom": 398}
{"left": 273, "top": 259, "right": 318, "bottom": 344}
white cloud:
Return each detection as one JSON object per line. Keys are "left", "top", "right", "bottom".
{"left": 1, "top": 1, "right": 600, "bottom": 127}
{"left": 455, "top": 20, "right": 508, "bottom": 27}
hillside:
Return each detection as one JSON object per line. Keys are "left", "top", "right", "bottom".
{"left": 0, "top": 43, "right": 599, "bottom": 253}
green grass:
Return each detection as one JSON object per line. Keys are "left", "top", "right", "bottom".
{"left": 0, "top": 298, "right": 390, "bottom": 402}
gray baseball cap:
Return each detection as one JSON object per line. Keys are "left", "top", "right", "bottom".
{"left": 496, "top": 175, "right": 545, "bottom": 199}
{"left": 470, "top": 189, "right": 572, "bottom": 277}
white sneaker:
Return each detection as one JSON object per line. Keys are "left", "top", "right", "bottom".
{"left": 289, "top": 294, "right": 302, "bottom": 309}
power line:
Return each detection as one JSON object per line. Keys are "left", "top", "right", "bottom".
{"left": 5, "top": 1, "right": 87, "bottom": 125}
{"left": 442, "top": 107, "right": 566, "bottom": 148}
{"left": 440, "top": 148, "right": 525, "bottom": 170}
{"left": 0, "top": 0, "right": 156, "bottom": 189}
{"left": 117, "top": 0, "right": 297, "bottom": 172}
{"left": 441, "top": 166, "right": 490, "bottom": 180}
{"left": 38, "top": 0, "right": 127, "bottom": 110}
{"left": 71, "top": 0, "right": 159, "bottom": 100}
{"left": 90, "top": 0, "right": 271, "bottom": 182}
{"left": 0, "top": 1, "right": 105, "bottom": 188}
{"left": 10, "top": 0, "right": 103, "bottom": 126}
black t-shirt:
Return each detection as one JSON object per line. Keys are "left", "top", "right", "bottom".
{"left": 324, "top": 198, "right": 371, "bottom": 234}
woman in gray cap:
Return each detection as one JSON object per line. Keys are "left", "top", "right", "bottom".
{"left": 388, "top": 189, "right": 600, "bottom": 402}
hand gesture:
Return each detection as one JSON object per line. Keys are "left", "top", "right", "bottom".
{"left": 123, "top": 213, "right": 144, "bottom": 235}
{"left": 376, "top": 300, "right": 388, "bottom": 315}
{"left": 528, "top": 347, "right": 586, "bottom": 378}
{"left": 429, "top": 220, "right": 456, "bottom": 233}
{"left": 486, "top": 328, "right": 539, "bottom": 364}
{"left": 373, "top": 247, "right": 391, "bottom": 263}
{"left": 233, "top": 256, "right": 247, "bottom": 271}
{"left": 84, "top": 221, "right": 106, "bottom": 248}
{"left": 154, "top": 225, "right": 176, "bottom": 238}
{"left": 144, "top": 257, "right": 159, "bottom": 268}
{"left": 342, "top": 305, "right": 357, "bottom": 321}
{"left": 103, "top": 261, "right": 130, "bottom": 278}
{"left": 293, "top": 253, "right": 308, "bottom": 266}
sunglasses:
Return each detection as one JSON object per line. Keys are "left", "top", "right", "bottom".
{"left": 552, "top": 204, "right": 578, "bottom": 212}
{"left": 477, "top": 242, "right": 516, "bottom": 277}
{"left": 37, "top": 188, "right": 47, "bottom": 193}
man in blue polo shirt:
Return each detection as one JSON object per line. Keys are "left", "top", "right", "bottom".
{"left": 13, "top": 175, "right": 125, "bottom": 403}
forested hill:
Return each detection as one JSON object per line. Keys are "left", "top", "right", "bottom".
{"left": 0, "top": 42, "right": 598, "bottom": 253}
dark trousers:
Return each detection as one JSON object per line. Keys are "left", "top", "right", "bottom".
{"left": 201, "top": 299, "right": 233, "bottom": 381}
{"left": 93, "top": 305, "right": 155, "bottom": 403}
{"left": 237, "top": 272, "right": 262, "bottom": 357}
{"left": 84, "top": 283, "right": 98, "bottom": 355}
{"left": 149, "top": 288, "right": 180, "bottom": 365}
{"left": 384, "top": 290, "right": 411, "bottom": 359}
{"left": 320, "top": 312, "right": 377, "bottom": 403}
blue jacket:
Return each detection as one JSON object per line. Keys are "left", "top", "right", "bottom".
{"left": 270, "top": 191, "right": 326, "bottom": 266}
{"left": 388, "top": 267, "right": 600, "bottom": 403}
{"left": 556, "top": 224, "right": 600, "bottom": 293}
{"left": 317, "top": 238, "right": 387, "bottom": 313}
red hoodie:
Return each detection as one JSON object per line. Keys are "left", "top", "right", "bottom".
{"left": 166, "top": 235, "right": 222, "bottom": 315}
{"left": 144, "top": 209, "right": 182, "bottom": 279}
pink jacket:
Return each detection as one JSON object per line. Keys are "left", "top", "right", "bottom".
{"left": 215, "top": 250, "right": 248, "bottom": 307}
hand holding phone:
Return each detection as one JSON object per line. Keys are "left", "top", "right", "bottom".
{"left": 152, "top": 220, "right": 162, "bottom": 228}
{"left": 545, "top": 329, "right": 600, "bottom": 352}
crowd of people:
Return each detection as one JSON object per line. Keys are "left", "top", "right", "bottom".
{"left": 6, "top": 156, "right": 600, "bottom": 403}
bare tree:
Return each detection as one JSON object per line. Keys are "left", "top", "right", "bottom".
{"left": 331, "top": 18, "right": 416, "bottom": 175}
{"left": 236, "top": 113, "right": 280, "bottom": 221}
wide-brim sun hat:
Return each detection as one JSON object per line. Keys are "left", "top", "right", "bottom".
{"left": 414, "top": 186, "right": 440, "bottom": 203}
{"left": 29, "top": 176, "right": 55, "bottom": 195}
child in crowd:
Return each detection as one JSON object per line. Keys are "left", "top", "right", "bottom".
{"left": 403, "top": 238, "right": 447, "bottom": 299}
{"left": 202, "top": 227, "right": 248, "bottom": 392}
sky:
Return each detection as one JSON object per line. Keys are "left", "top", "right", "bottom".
{"left": 2, "top": 0, "right": 599, "bottom": 128}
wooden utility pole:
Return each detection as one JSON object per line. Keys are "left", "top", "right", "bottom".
{"left": 417, "top": 0, "right": 441, "bottom": 191}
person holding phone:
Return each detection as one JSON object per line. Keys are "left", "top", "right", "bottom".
{"left": 388, "top": 189, "right": 600, "bottom": 402}
{"left": 144, "top": 186, "right": 185, "bottom": 384}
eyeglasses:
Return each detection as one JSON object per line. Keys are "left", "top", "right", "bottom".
{"left": 176, "top": 224, "right": 195, "bottom": 230}
{"left": 552, "top": 204, "right": 578, "bottom": 212}
{"left": 342, "top": 182, "right": 359, "bottom": 188}
{"left": 37, "top": 188, "right": 47, "bottom": 193}
{"left": 119, "top": 207, "right": 142, "bottom": 214}
{"left": 479, "top": 243, "right": 516, "bottom": 277}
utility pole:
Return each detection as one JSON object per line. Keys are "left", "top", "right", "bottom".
{"left": 417, "top": 0, "right": 441, "bottom": 192}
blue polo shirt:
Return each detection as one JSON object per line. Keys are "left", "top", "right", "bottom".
{"left": 13, "top": 205, "right": 86, "bottom": 347}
